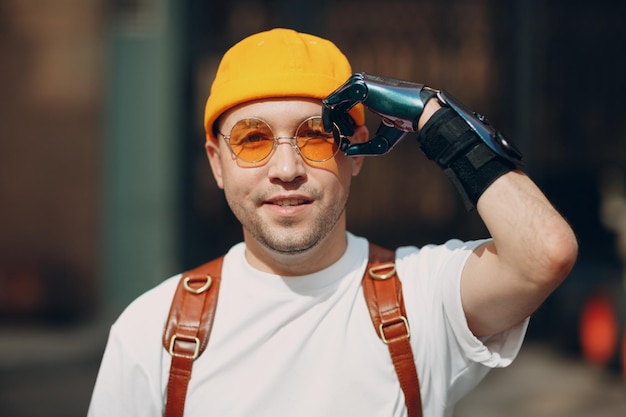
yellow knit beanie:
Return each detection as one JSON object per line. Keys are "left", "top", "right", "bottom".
{"left": 204, "top": 28, "right": 365, "bottom": 141}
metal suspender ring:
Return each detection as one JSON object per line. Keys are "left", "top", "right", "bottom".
{"left": 183, "top": 275, "right": 212, "bottom": 294}
{"left": 369, "top": 263, "right": 397, "bottom": 280}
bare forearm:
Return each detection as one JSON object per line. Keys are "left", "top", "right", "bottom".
{"left": 415, "top": 90, "right": 578, "bottom": 335}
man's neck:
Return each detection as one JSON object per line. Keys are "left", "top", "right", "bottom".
{"left": 243, "top": 228, "right": 348, "bottom": 276}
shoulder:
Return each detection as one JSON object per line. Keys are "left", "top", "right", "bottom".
{"left": 391, "top": 238, "right": 490, "bottom": 309}
{"left": 391, "top": 239, "right": 488, "bottom": 346}
{"left": 394, "top": 239, "right": 489, "bottom": 278}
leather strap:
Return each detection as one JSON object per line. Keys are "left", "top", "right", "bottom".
{"left": 162, "top": 244, "right": 422, "bottom": 416}
{"left": 162, "top": 256, "right": 224, "bottom": 417}
{"left": 362, "top": 244, "right": 423, "bottom": 417}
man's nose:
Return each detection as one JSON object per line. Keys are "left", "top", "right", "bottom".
{"left": 266, "top": 138, "right": 307, "bottom": 183}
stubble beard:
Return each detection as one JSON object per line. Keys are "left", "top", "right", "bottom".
{"left": 228, "top": 192, "right": 349, "bottom": 256}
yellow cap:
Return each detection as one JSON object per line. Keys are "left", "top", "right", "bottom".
{"left": 204, "top": 28, "right": 365, "bottom": 141}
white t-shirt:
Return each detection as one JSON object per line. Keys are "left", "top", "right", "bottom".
{"left": 88, "top": 233, "right": 527, "bottom": 417}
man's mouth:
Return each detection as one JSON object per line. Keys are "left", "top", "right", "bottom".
{"left": 272, "top": 199, "right": 309, "bottom": 207}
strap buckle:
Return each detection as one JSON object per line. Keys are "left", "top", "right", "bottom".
{"left": 169, "top": 335, "right": 201, "bottom": 359}
{"left": 379, "top": 316, "right": 411, "bottom": 344}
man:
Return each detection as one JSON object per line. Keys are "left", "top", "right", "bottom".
{"left": 88, "top": 28, "right": 577, "bottom": 417}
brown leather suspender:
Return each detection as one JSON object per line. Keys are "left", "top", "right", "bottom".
{"left": 162, "top": 244, "right": 422, "bottom": 417}
{"left": 162, "top": 256, "right": 223, "bottom": 417}
{"left": 363, "top": 244, "right": 423, "bottom": 417}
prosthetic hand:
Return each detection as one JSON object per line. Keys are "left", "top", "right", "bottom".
{"left": 323, "top": 73, "right": 439, "bottom": 156}
{"left": 322, "top": 73, "right": 524, "bottom": 209}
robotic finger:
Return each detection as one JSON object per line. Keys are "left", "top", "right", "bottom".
{"left": 343, "top": 125, "right": 409, "bottom": 156}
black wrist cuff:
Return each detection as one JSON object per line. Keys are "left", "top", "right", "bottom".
{"left": 417, "top": 107, "right": 515, "bottom": 210}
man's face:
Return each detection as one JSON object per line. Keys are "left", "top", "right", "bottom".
{"left": 206, "top": 98, "right": 367, "bottom": 258}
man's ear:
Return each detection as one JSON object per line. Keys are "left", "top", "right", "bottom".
{"left": 205, "top": 139, "right": 225, "bottom": 189}
{"left": 349, "top": 125, "right": 369, "bottom": 176}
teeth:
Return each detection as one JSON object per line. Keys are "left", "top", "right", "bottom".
{"left": 275, "top": 199, "right": 305, "bottom": 207}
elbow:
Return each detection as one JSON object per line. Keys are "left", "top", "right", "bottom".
{"left": 540, "top": 219, "right": 579, "bottom": 286}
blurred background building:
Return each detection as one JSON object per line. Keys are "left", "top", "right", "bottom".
{"left": 0, "top": 0, "right": 625, "bottom": 416}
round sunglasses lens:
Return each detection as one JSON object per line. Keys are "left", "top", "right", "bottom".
{"left": 296, "top": 118, "right": 338, "bottom": 161}
{"left": 228, "top": 119, "right": 274, "bottom": 162}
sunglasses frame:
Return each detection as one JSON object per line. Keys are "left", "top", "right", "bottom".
{"left": 217, "top": 116, "right": 351, "bottom": 165}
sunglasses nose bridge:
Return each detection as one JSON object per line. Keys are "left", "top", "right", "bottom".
{"left": 271, "top": 136, "right": 303, "bottom": 160}
{"left": 274, "top": 135, "right": 298, "bottom": 141}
